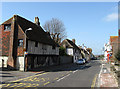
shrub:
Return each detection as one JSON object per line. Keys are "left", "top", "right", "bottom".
{"left": 115, "top": 50, "right": 120, "bottom": 61}
{"left": 59, "top": 46, "right": 67, "bottom": 56}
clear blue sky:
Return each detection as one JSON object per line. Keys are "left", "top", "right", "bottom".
{"left": 1, "top": 2, "right": 118, "bottom": 55}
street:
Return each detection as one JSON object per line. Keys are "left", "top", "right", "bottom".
{"left": 1, "top": 60, "right": 101, "bottom": 88}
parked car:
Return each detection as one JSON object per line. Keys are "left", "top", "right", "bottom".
{"left": 83, "top": 58, "right": 88, "bottom": 63}
{"left": 91, "top": 57, "right": 97, "bottom": 60}
{"left": 76, "top": 59, "right": 85, "bottom": 65}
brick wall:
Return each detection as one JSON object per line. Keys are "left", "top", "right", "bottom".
{"left": 0, "top": 25, "right": 10, "bottom": 56}
{"left": 17, "top": 25, "right": 25, "bottom": 56}
{"left": 0, "top": 25, "right": 2, "bottom": 55}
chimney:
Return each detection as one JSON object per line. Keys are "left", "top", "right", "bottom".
{"left": 34, "top": 17, "right": 40, "bottom": 25}
{"left": 118, "top": 29, "right": 120, "bottom": 37}
{"left": 46, "top": 31, "right": 50, "bottom": 36}
{"left": 72, "top": 39, "right": 75, "bottom": 44}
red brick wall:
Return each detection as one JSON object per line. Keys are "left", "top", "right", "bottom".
{"left": 0, "top": 25, "right": 2, "bottom": 55}
{"left": 0, "top": 25, "right": 10, "bottom": 56}
{"left": 17, "top": 25, "right": 25, "bottom": 56}
{"left": 0, "top": 24, "right": 25, "bottom": 57}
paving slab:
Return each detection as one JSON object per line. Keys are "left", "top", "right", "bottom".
{"left": 99, "top": 60, "right": 118, "bottom": 88}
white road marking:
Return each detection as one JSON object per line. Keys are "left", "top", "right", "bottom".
{"left": 57, "top": 74, "right": 70, "bottom": 82}
{"left": 98, "top": 63, "right": 103, "bottom": 87}
{"left": 103, "top": 69, "right": 107, "bottom": 73}
{"left": 73, "top": 70, "right": 78, "bottom": 73}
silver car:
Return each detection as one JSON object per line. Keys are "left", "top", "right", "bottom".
{"left": 76, "top": 59, "right": 85, "bottom": 65}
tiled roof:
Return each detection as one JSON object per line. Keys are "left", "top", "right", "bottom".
{"left": 110, "top": 36, "right": 118, "bottom": 43}
{"left": 61, "top": 39, "right": 81, "bottom": 51}
{"left": 2, "top": 15, "right": 59, "bottom": 47}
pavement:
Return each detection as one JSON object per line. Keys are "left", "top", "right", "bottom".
{"left": 98, "top": 60, "right": 118, "bottom": 88}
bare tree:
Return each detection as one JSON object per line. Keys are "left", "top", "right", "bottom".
{"left": 43, "top": 18, "right": 67, "bottom": 44}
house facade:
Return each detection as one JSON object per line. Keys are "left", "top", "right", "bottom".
{"left": 78, "top": 46, "right": 90, "bottom": 61}
{"left": 60, "top": 39, "right": 82, "bottom": 63}
{"left": 0, "top": 15, "right": 59, "bottom": 71}
{"left": 104, "top": 42, "right": 112, "bottom": 60}
{"left": 108, "top": 30, "right": 120, "bottom": 57}
{"left": 104, "top": 30, "right": 120, "bottom": 60}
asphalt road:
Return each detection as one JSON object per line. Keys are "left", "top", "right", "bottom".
{"left": 1, "top": 60, "right": 101, "bottom": 88}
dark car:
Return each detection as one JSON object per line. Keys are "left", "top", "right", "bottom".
{"left": 91, "top": 57, "right": 97, "bottom": 60}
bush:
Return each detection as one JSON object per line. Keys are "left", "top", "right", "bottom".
{"left": 59, "top": 46, "right": 67, "bottom": 56}
{"left": 110, "top": 65, "right": 116, "bottom": 71}
{"left": 115, "top": 50, "right": 120, "bottom": 61}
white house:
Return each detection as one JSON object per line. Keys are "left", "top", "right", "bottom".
{"left": 60, "top": 39, "right": 82, "bottom": 63}
{"left": 104, "top": 42, "right": 112, "bottom": 60}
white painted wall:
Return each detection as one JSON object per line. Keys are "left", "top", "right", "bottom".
{"left": 0, "top": 56, "right": 8, "bottom": 67}
{"left": 16, "top": 57, "right": 24, "bottom": 71}
{"left": 66, "top": 48, "right": 73, "bottom": 56}
{"left": 104, "top": 42, "right": 112, "bottom": 60}
{"left": 28, "top": 40, "right": 59, "bottom": 55}
{"left": 74, "top": 50, "right": 82, "bottom": 63}
{"left": 66, "top": 48, "right": 82, "bottom": 63}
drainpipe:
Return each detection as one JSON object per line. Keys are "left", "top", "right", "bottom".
{"left": 24, "top": 28, "right": 32, "bottom": 71}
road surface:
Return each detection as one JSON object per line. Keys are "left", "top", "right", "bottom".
{"left": 1, "top": 60, "right": 101, "bottom": 88}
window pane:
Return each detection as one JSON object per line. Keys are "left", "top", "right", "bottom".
{"left": 4, "top": 24, "right": 11, "bottom": 31}
{"left": 35, "top": 42, "right": 38, "bottom": 47}
{"left": 18, "top": 39, "right": 23, "bottom": 46}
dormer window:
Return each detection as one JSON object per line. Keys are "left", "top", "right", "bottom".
{"left": 4, "top": 24, "right": 11, "bottom": 31}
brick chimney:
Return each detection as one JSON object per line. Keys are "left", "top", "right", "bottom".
{"left": 72, "top": 39, "right": 75, "bottom": 44}
{"left": 34, "top": 17, "right": 40, "bottom": 25}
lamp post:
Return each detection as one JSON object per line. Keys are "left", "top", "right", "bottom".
{"left": 24, "top": 28, "right": 32, "bottom": 71}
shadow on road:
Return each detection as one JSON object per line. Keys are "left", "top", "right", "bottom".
{"left": 0, "top": 81, "right": 20, "bottom": 84}
{"left": 28, "top": 63, "right": 92, "bottom": 72}
{"left": 0, "top": 73, "right": 11, "bottom": 74}
{"left": 0, "top": 75, "right": 14, "bottom": 77}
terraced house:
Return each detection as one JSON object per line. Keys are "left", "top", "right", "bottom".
{"left": 60, "top": 39, "right": 82, "bottom": 63}
{"left": 0, "top": 15, "right": 59, "bottom": 71}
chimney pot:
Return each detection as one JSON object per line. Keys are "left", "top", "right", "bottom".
{"left": 72, "top": 39, "right": 75, "bottom": 44}
{"left": 34, "top": 17, "right": 40, "bottom": 25}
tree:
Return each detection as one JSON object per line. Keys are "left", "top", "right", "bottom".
{"left": 59, "top": 46, "right": 67, "bottom": 56}
{"left": 43, "top": 18, "right": 67, "bottom": 44}
{"left": 86, "top": 48, "right": 92, "bottom": 54}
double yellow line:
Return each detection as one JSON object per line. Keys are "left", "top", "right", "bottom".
{"left": 91, "top": 74, "right": 98, "bottom": 89}
{"left": 0, "top": 72, "right": 48, "bottom": 88}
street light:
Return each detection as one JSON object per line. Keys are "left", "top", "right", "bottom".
{"left": 24, "top": 28, "right": 32, "bottom": 71}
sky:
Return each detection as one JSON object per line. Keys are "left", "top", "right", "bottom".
{"left": 1, "top": 2, "right": 118, "bottom": 55}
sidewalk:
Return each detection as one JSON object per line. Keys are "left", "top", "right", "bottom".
{"left": 98, "top": 60, "right": 118, "bottom": 88}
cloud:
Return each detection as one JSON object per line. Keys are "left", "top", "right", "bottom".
{"left": 104, "top": 13, "right": 118, "bottom": 22}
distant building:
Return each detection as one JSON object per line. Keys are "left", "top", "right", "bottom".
{"left": 60, "top": 39, "right": 82, "bottom": 63}
{"left": 109, "top": 36, "right": 119, "bottom": 55}
{"left": 104, "top": 30, "right": 120, "bottom": 60}
{"left": 0, "top": 15, "right": 59, "bottom": 71}
{"left": 79, "top": 46, "right": 91, "bottom": 61}
{"left": 104, "top": 42, "right": 112, "bottom": 60}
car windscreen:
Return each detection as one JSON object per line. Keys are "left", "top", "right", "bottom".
{"left": 78, "top": 59, "right": 83, "bottom": 61}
